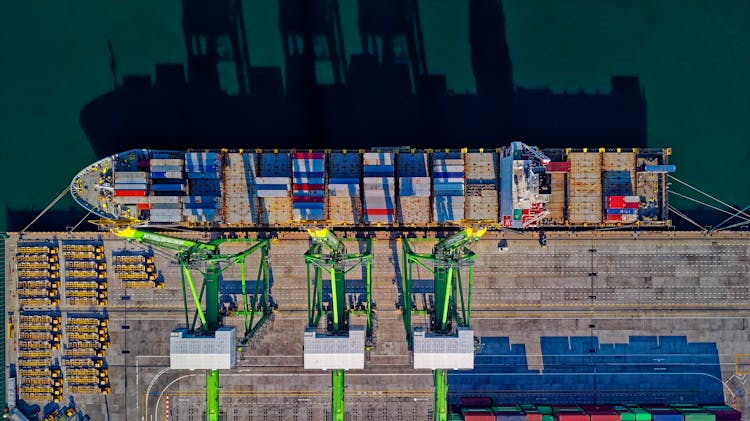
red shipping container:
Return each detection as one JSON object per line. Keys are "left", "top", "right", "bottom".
{"left": 293, "top": 152, "right": 325, "bottom": 159}
{"left": 136, "top": 203, "right": 152, "bottom": 210}
{"left": 463, "top": 413, "right": 495, "bottom": 421}
{"left": 624, "top": 202, "right": 639, "bottom": 209}
{"left": 114, "top": 190, "right": 146, "bottom": 197}
{"left": 527, "top": 414, "right": 543, "bottom": 421}
{"left": 521, "top": 209, "right": 530, "bottom": 216}
{"left": 607, "top": 196, "right": 625, "bottom": 208}
{"left": 293, "top": 196, "right": 324, "bottom": 203}
{"left": 293, "top": 184, "right": 325, "bottom": 191}
{"left": 136, "top": 160, "right": 150, "bottom": 168}
{"left": 364, "top": 209, "right": 394, "bottom": 216}
{"left": 545, "top": 161, "right": 571, "bottom": 172}
{"left": 556, "top": 414, "right": 589, "bottom": 421}
{"left": 606, "top": 214, "right": 622, "bottom": 221}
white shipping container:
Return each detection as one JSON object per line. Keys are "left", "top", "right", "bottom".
{"left": 624, "top": 195, "right": 640, "bottom": 203}
{"left": 431, "top": 165, "right": 464, "bottom": 172}
{"left": 148, "top": 196, "right": 182, "bottom": 203}
{"left": 150, "top": 159, "right": 184, "bottom": 166}
{"left": 363, "top": 197, "right": 393, "bottom": 209}
{"left": 255, "top": 177, "right": 291, "bottom": 185}
{"left": 163, "top": 171, "right": 184, "bottom": 178}
{"left": 433, "top": 159, "right": 464, "bottom": 166}
{"left": 363, "top": 176, "right": 395, "bottom": 185}
{"left": 256, "top": 190, "right": 290, "bottom": 198}
{"left": 328, "top": 184, "right": 360, "bottom": 197}
{"left": 363, "top": 152, "right": 394, "bottom": 165}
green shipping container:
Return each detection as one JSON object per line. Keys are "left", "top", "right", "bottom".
{"left": 625, "top": 407, "right": 652, "bottom": 421}
{"left": 613, "top": 406, "right": 636, "bottom": 421}
{"left": 682, "top": 413, "right": 715, "bottom": 421}
{"left": 513, "top": 209, "right": 522, "bottom": 220}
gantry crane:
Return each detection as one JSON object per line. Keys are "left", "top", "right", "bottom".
{"left": 401, "top": 227, "right": 486, "bottom": 421}
{"left": 111, "top": 226, "right": 272, "bottom": 421}
{"left": 303, "top": 228, "right": 373, "bottom": 421}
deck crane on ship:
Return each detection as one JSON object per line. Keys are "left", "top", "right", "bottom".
{"left": 302, "top": 227, "right": 374, "bottom": 421}
{"left": 108, "top": 224, "right": 272, "bottom": 421}
{"left": 400, "top": 226, "right": 486, "bottom": 421}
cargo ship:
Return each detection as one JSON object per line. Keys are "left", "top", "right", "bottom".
{"left": 70, "top": 142, "right": 673, "bottom": 229}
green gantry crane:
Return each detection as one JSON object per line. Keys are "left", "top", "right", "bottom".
{"left": 303, "top": 228, "right": 373, "bottom": 421}
{"left": 401, "top": 227, "right": 486, "bottom": 421}
{"left": 112, "top": 226, "right": 272, "bottom": 421}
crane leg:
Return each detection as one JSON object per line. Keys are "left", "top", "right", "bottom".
{"left": 434, "top": 369, "right": 448, "bottom": 421}
{"left": 332, "top": 369, "right": 345, "bottom": 421}
{"left": 206, "top": 369, "right": 220, "bottom": 421}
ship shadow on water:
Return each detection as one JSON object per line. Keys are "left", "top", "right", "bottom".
{"left": 80, "top": 0, "right": 647, "bottom": 157}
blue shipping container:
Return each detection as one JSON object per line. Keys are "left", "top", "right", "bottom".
{"left": 432, "top": 172, "right": 464, "bottom": 178}
{"left": 254, "top": 184, "right": 289, "bottom": 191}
{"left": 187, "top": 172, "right": 220, "bottom": 179}
{"left": 152, "top": 183, "right": 185, "bottom": 192}
{"left": 643, "top": 164, "right": 676, "bottom": 173}
{"left": 292, "top": 202, "right": 325, "bottom": 210}
{"left": 607, "top": 208, "right": 637, "bottom": 215}
{"left": 363, "top": 166, "right": 395, "bottom": 177}
{"left": 328, "top": 177, "right": 358, "bottom": 184}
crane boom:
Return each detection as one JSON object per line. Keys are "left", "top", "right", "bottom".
{"left": 111, "top": 225, "right": 272, "bottom": 421}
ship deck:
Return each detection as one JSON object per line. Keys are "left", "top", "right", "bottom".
{"left": 3, "top": 230, "right": 749, "bottom": 419}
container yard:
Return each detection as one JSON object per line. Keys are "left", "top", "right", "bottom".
{"left": 3, "top": 228, "right": 749, "bottom": 420}
{"left": 70, "top": 142, "right": 673, "bottom": 230}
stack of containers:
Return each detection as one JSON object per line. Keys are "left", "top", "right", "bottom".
{"left": 362, "top": 152, "right": 395, "bottom": 224}
{"left": 292, "top": 152, "right": 326, "bottom": 221}
{"left": 223, "top": 153, "right": 257, "bottom": 225}
{"left": 184, "top": 152, "right": 222, "bottom": 224}
{"left": 432, "top": 152, "right": 465, "bottom": 223}
{"left": 113, "top": 171, "right": 148, "bottom": 199}
{"left": 602, "top": 152, "right": 637, "bottom": 223}
{"left": 612, "top": 405, "right": 651, "bottom": 421}
{"left": 258, "top": 152, "right": 292, "bottom": 224}
{"left": 635, "top": 156, "right": 662, "bottom": 221}
{"left": 147, "top": 153, "right": 185, "bottom": 223}
{"left": 397, "top": 151, "right": 431, "bottom": 224}
{"left": 328, "top": 152, "right": 362, "bottom": 224}
{"left": 605, "top": 195, "right": 640, "bottom": 223}
{"left": 543, "top": 161, "right": 569, "bottom": 224}
{"left": 567, "top": 151, "right": 602, "bottom": 224}
{"left": 522, "top": 405, "right": 554, "bottom": 421}
{"left": 464, "top": 152, "right": 498, "bottom": 222}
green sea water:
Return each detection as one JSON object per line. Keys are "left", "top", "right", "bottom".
{"left": 0, "top": 0, "right": 747, "bottom": 231}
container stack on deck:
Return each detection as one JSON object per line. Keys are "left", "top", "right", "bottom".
{"left": 568, "top": 152, "right": 603, "bottom": 224}
{"left": 398, "top": 151, "right": 431, "bottom": 224}
{"left": 363, "top": 152, "right": 396, "bottom": 223}
{"left": 543, "top": 161, "right": 570, "bottom": 224}
{"left": 75, "top": 146, "right": 675, "bottom": 228}
{"left": 464, "top": 152, "right": 499, "bottom": 222}
{"left": 184, "top": 152, "right": 221, "bottom": 224}
{"left": 433, "top": 152, "right": 465, "bottom": 223}
{"left": 223, "top": 152, "right": 258, "bottom": 225}
{"left": 328, "top": 152, "right": 362, "bottom": 224}
{"left": 258, "top": 152, "right": 292, "bottom": 224}
{"left": 292, "top": 152, "right": 326, "bottom": 221}
{"left": 602, "top": 152, "right": 637, "bottom": 223}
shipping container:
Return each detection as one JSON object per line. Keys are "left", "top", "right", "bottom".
{"left": 259, "top": 197, "right": 292, "bottom": 224}
{"left": 328, "top": 196, "right": 362, "bottom": 224}
{"left": 329, "top": 152, "right": 360, "bottom": 178}
{"left": 399, "top": 197, "right": 431, "bottom": 224}
{"left": 465, "top": 152, "right": 497, "bottom": 180}
{"left": 397, "top": 152, "right": 429, "bottom": 177}
{"left": 545, "top": 161, "right": 571, "bottom": 172}
{"left": 114, "top": 190, "right": 146, "bottom": 197}
{"left": 642, "top": 164, "right": 676, "bottom": 173}
{"left": 363, "top": 152, "right": 393, "bottom": 166}
{"left": 260, "top": 152, "right": 291, "bottom": 177}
